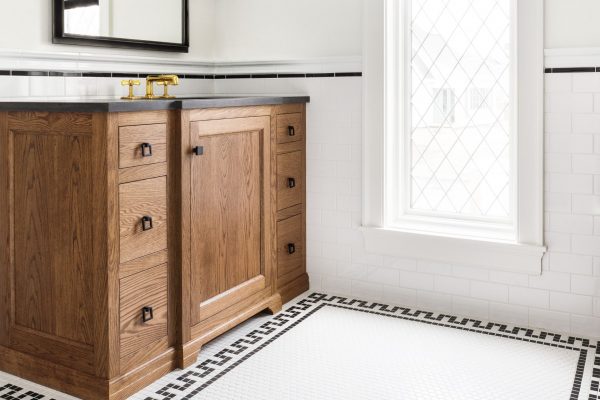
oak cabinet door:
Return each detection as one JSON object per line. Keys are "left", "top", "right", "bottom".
{"left": 189, "top": 116, "right": 273, "bottom": 325}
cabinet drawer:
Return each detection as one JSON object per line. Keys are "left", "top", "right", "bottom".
{"left": 277, "top": 214, "right": 304, "bottom": 279}
{"left": 277, "top": 151, "right": 303, "bottom": 210}
{"left": 119, "top": 264, "right": 168, "bottom": 367}
{"left": 276, "top": 113, "right": 303, "bottom": 145}
{"left": 119, "top": 124, "right": 167, "bottom": 169}
{"left": 119, "top": 176, "right": 167, "bottom": 264}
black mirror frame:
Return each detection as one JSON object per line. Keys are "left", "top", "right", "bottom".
{"left": 52, "top": 0, "right": 189, "bottom": 53}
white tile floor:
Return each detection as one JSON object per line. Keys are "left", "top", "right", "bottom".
{"left": 1, "top": 293, "right": 598, "bottom": 400}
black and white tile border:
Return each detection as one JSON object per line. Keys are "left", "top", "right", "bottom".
{"left": 142, "top": 293, "right": 599, "bottom": 400}
{"left": 1, "top": 292, "right": 598, "bottom": 399}
{"left": 0, "top": 383, "right": 53, "bottom": 400}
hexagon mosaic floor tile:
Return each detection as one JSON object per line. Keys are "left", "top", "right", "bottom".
{"left": 1, "top": 293, "right": 598, "bottom": 400}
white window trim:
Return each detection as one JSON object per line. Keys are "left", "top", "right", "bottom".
{"left": 362, "top": 0, "right": 546, "bottom": 274}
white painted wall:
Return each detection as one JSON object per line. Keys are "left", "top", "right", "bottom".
{"left": 545, "top": 0, "right": 600, "bottom": 49}
{"left": 0, "top": 0, "right": 215, "bottom": 59}
{"left": 212, "top": 0, "right": 362, "bottom": 61}
{"left": 3, "top": 0, "right": 600, "bottom": 62}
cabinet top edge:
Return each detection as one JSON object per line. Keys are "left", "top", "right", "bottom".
{"left": 0, "top": 96, "right": 310, "bottom": 113}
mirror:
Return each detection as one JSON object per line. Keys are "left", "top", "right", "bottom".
{"left": 53, "top": 0, "right": 189, "bottom": 53}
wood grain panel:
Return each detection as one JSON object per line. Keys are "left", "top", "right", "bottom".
{"left": 178, "top": 110, "right": 192, "bottom": 349}
{"left": 189, "top": 115, "right": 273, "bottom": 326}
{"left": 276, "top": 151, "right": 303, "bottom": 210}
{"left": 118, "top": 111, "right": 167, "bottom": 127}
{"left": 119, "top": 250, "right": 168, "bottom": 279}
{"left": 0, "top": 345, "right": 108, "bottom": 400}
{"left": 189, "top": 291, "right": 280, "bottom": 349}
{"left": 119, "top": 124, "right": 167, "bottom": 169}
{"left": 13, "top": 132, "right": 94, "bottom": 345}
{"left": 0, "top": 113, "right": 10, "bottom": 345}
{"left": 119, "top": 264, "right": 168, "bottom": 361}
{"left": 119, "top": 162, "right": 167, "bottom": 184}
{"left": 276, "top": 214, "right": 304, "bottom": 279}
{"left": 119, "top": 177, "right": 167, "bottom": 263}
{"left": 191, "top": 130, "right": 261, "bottom": 301}
{"left": 189, "top": 106, "right": 271, "bottom": 122}
{"left": 199, "top": 276, "right": 265, "bottom": 321}
{"left": 9, "top": 327, "right": 94, "bottom": 374}
{"left": 7, "top": 112, "right": 93, "bottom": 134}
{"left": 276, "top": 113, "right": 303, "bottom": 144}
{"left": 94, "top": 112, "right": 120, "bottom": 379}
{"left": 109, "top": 347, "right": 176, "bottom": 400}
{"left": 277, "top": 204, "right": 303, "bottom": 222}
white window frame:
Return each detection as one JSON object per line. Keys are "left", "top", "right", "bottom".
{"left": 362, "top": 0, "right": 546, "bottom": 274}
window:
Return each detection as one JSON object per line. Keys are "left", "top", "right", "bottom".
{"left": 362, "top": 0, "right": 545, "bottom": 273}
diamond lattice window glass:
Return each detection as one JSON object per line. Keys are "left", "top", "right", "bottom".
{"left": 408, "top": 0, "right": 512, "bottom": 221}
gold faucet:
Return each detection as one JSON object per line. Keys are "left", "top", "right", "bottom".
{"left": 145, "top": 75, "right": 179, "bottom": 99}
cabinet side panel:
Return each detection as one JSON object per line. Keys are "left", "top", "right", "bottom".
{"left": 93, "top": 112, "right": 120, "bottom": 379}
{"left": 13, "top": 132, "right": 94, "bottom": 345}
{"left": 0, "top": 112, "right": 10, "bottom": 345}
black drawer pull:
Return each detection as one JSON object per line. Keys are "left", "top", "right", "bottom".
{"left": 288, "top": 125, "right": 296, "bottom": 137}
{"left": 142, "top": 306, "right": 154, "bottom": 323}
{"left": 141, "top": 142, "right": 153, "bottom": 157}
{"left": 141, "top": 215, "right": 153, "bottom": 231}
{"left": 287, "top": 243, "right": 296, "bottom": 255}
{"left": 287, "top": 177, "right": 296, "bottom": 189}
{"left": 193, "top": 146, "right": 204, "bottom": 156}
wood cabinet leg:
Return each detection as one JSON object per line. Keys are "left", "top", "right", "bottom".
{"left": 265, "top": 293, "right": 283, "bottom": 315}
{"left": 177, "top": 344, "right": 201, "bottom": 369}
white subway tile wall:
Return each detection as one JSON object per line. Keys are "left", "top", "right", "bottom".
{"left": 0, "top": 70, "right": 598, "bottom": 339}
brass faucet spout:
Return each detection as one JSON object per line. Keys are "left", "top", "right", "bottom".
{"left": 144, "top": 75, "right": 180, "bottom": 99}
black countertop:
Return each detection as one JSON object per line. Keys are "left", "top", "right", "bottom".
{"left": 0, "top": 95, "right": 310, "bottom": 113}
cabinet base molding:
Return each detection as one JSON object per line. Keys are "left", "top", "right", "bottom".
{"left": 0, "top": 345, "right": 108, "bottom": 399}
{"left": 0, "top": 344, "right": 180, "bottom": 400}
{"left": 108, "top": 348, "right": 177, "bottom": 400}
{"left": 185, "top": 293, "right": 283, "bottom": 360}
{"left": 279, "top": 273, "right": 310, "bottom": 304}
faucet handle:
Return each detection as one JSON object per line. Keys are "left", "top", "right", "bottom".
{"left": 121, "top": 79, "right": 140, "bottom": 100}
{"left": 157, "top": 81, "right": 177, "bottom": 99}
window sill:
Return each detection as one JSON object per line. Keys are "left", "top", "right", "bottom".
{"left": 361, "top": 227, "right": 546, "bottom": 275}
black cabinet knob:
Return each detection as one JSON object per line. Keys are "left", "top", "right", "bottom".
{"left": 142, "top": 306, "right": 154, "bottom": 323}
{"left": 141, "top": 142, "right": 153, "bottom": 157}
{"left": 141, "top": 215, "right": 153, "bottom": 231}
{"left": 287, "top": 177, "right": 296, "bottom": 189}
{"left": 192, "top": 146, "right": 204, "bottom": 156}
{"left": 287, "top": 243, "right": 296, "bottom": 255}
{"left": 288, "top": 125, "right": 296, "bottom": 137}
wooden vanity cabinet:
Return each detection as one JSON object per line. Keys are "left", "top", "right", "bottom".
{"left": 0, "top": 102, "right": 308, "bottom": 400}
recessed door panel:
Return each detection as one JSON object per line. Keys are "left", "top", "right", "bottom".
{"left": 189, "top": 116, "right": 272, "bottom": 325}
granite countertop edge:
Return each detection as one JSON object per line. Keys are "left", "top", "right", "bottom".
{"left": 0, "top": 96, "right": 311, "bottom": 113}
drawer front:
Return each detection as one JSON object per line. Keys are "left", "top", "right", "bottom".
{"left": 119, "top": 176, "right": 167, "bottom": 264}
{"left": 276, "top": 113, "right": 303, "bottom": 145}
{"left": 119, "top": 264, "right": 168, "bottom": 363}
{"left": 119, "top": 124, "right": 167, "bottom": 169}
{"left": 277, "top": 214, "right": 304, "bottom": 279}
{"left": 277, "top": 151, "right": 303, "bottom": 210}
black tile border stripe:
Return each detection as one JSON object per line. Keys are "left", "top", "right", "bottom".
{"left": 11, "top": 66, "right": 600, "bottom": 76}
{"left": 546, "top": 67, "right": 599, "bottom": 73}
{"left": 0, "top": 70, "right": 362, "bottom": 79}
